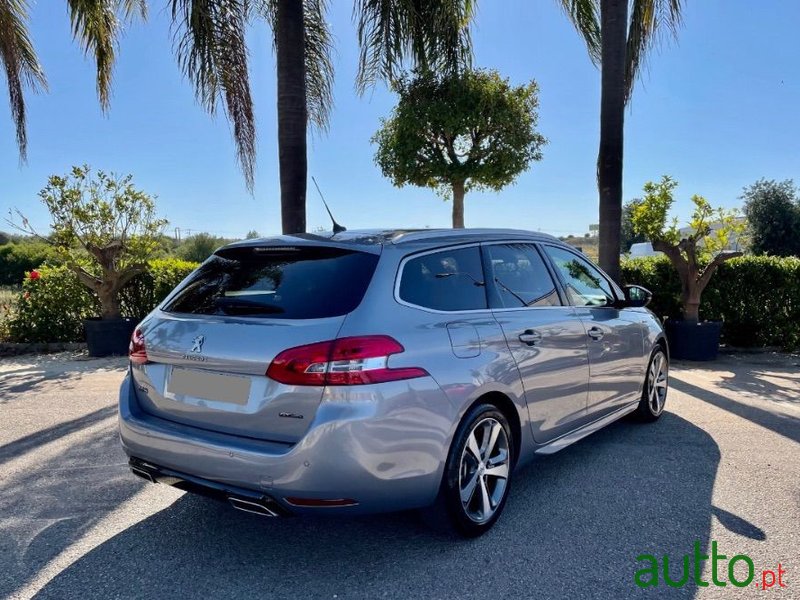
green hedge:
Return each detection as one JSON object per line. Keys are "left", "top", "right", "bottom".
{"left": 0, "top": 242, "right": 56, "bottom": 285}
{"left": 622, "top": 255, "right": 800, "bottom": 350}
{"left": 3, "top": 258, "right": 198, "bottom": 343}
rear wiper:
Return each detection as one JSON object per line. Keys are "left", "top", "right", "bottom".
{"left": 214, "top": 297, "right": 285, "bottom": 315}
{"left": 494, "top": 277, "right": 529, "bottom": 307}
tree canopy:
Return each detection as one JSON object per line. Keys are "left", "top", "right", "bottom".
{"left": 631, "top": 175, "right": 746, "bottom": 322}
{"left": 373, "top": 69, "right": 546, "bottom": 227}
{"left": 742, "top": 179, "right": 800, "bottom": 257}
{"left": 11, "top": 165, "right": 166, "bottom": 319}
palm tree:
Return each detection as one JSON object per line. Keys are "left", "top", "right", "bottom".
{"left": 4, "top": 1, "right": 472, "bottom": 235}
{"left": 1, "top": 0, "right": 145, "bottom": 161}
{"left": 559, "top": 0, "right": 684, "bottom": 282}
{"left": 171, "top": 0, "right": 474, "bottom": 234}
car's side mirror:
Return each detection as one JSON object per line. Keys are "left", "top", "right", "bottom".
{"left": 621, "top": 284, "right": 652, "bottom": 308}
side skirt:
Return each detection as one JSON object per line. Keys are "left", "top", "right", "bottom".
{"left": 533, "top": 402, "right": 639, "bottom": 455}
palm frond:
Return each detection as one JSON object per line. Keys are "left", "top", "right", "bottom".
{"left": 67, "top": 0, "right": 124, "bottom": 111}
{"left": 0, "top": 0, "right": 47, "bottom": 161}
{"left": 170, "top": 0, "right": 256, "bottom": 190}
{"left": 557, "top": 0, "right": 601, "bottom": 64}
{"left": 302, "top": 0, "right": 334, "bottom": 131}
{"left": 353, "top": 0, "right": 474, "bottom": 93}
{"left": 118, "top": 0, "right": 147, "bottom": 20}
{"left": 625, "top": 0, "right": 682, "bottom": 102}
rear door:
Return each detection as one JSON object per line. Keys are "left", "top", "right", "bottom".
{"left": 482, "top": 243, "right": 591, "bottom": 443}
{"left": 541, "top": 244, "right": 645, "bottom": 419}
{"left": 131, "top": 244, "right": 380, "bottom": 443}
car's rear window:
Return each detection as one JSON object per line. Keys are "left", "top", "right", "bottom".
{"left": 163, "top": 246, "right": 379, "bottom": 319}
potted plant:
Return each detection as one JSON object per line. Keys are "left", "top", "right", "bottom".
{"left": 12, "top": 165, "right": 166, "bottom": 356}
{"left": 631, "top": 176, "right": 746, "bottom": 360}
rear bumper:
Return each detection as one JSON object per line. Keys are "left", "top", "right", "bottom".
{"left": 118, "top": 372, "right": 455, "bottom": 515}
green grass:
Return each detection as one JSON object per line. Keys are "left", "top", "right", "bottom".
{"left": 0, "top": 286, "right": 20, "bottom": 337}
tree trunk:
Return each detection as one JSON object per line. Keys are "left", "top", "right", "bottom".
{"left": 276, "top": 0, "right": 307, "bottom": 235}
{"left": 452, "top": 180, "right": 466, "bottom": 228}
{"left": 681, "top": 283, "right": 701, "bottom": 323}
{"left": 597, "top": 0, "right": 628, "bottom": 283}
{"left": 97, "top": 283, "right": 122, "bottom": 320}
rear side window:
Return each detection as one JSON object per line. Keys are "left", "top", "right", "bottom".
{"left": 164, "top": 246, "right": 379, "bottom": 319}
{"left": 399, "top": 246, "right": 487, "bottom": 311}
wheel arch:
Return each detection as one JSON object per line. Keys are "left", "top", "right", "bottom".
{"left": 466, "top": 391, "right": 522, "bottom": 467}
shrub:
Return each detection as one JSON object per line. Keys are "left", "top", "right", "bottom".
{"left": 0, "top": 242, "right": 56, "bottom": 285}
{"left": 6, "top": 265, "right": 96, "bottom": 343}
{"left": 623, "top": 255, "right": 800, "bottom": 350}
{"left": 4, "top": 258, "right": 198, "bottom": 342}
{"left": 119, "top": 258, "right": 198, "bottom": 319}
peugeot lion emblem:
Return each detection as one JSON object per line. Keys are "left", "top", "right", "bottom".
{"left": 190, "top": 335, "right": 205, "bottom": 353}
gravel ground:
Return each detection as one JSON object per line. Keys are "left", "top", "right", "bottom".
{"left": 0, "top": 351, "right": 798, "bottom": 599}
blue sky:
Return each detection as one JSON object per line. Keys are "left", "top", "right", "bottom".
{"left": 1, "top": 1, "right": 798, "bottom": 238}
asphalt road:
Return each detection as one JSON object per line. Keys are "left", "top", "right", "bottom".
{"left": 1, "top": 352, "right": 798, "bottom": 599}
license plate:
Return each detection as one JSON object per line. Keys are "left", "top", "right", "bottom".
{"left": 168, "top": 368, "right": 251, "bottom": 405}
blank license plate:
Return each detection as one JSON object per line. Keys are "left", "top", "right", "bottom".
{"left": 168, "top": 368, "right": 251, "bottom": 405}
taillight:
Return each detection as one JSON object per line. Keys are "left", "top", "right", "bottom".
{"left": 129, "top": 328, "right": 149, "bottom": 365}
{"left": 266, "top": 335, "right": 428, "bottom": 386}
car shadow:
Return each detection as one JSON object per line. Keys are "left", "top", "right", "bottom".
{"left": 28, "top": 412, "right": 721, "bottom": 600}
{"left": 0, "top": 424, "right": 146, "bottom": 600}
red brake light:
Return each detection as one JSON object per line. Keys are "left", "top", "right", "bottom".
{"left": 266, "top": 335, "right": 428, "bottom": 386}
{"left": 129, "top": 328, "right": 149, "bottom": 365}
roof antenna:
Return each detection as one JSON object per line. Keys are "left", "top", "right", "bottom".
{"left": 312, "top": 176, "right": 346, "bottom": 234}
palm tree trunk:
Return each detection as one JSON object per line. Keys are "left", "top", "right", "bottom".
{"left": 452, "top": 180, "right": 466, "bottom": 228}
{"left": 597, "top": 0, "right": 627, "bottom": 283}
{"left": 276, "top": 0, "right": 307, "bottom": 234}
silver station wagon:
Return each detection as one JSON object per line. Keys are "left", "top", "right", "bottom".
{"left": 120, "top": 228, "right": 668, "bottom": 536}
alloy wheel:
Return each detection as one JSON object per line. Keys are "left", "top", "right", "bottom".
{"left": 648, "top": 352, "right": 668, "bottom": 415}
{"left": 458, "top": 417, "right": 510, "bottom": 523}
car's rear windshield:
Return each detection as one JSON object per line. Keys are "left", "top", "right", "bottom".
{"left": 163, "top": 245, "right": 379, "bottom": 319}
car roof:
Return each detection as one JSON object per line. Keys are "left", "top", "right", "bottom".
{"left": 225, "top": 228, "right": 561, "bottom": 253}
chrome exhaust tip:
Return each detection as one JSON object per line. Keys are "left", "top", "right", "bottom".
{"left": 228, "top": 496, "right": 279, "bottom": 517}
{"left": 130, "top": 465, "right": 156, "bottom": 483}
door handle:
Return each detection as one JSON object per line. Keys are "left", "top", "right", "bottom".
{"left": 518, "top": 329, "right": 542, "bottom": 346}
{"left": 587, "top": 326, "right": 604, "bottom": 340}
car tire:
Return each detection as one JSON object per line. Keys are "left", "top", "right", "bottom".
{"left": 427, "top": 403, "right": 515, "bottom": 537}
{"left": 635, "top": 347, "right": 669, "bottom": 422}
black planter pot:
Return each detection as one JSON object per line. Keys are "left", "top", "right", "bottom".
{"left": 84, "top": 317, "right": 138, "bottom": 357}
{"left": 665, "top": 319, "right": 722, "bottom": 361}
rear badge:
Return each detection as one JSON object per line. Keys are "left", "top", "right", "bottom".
{"left": 278, "top": 412, "right": 304, "bottom": 419}
{"left": 181, "top": 335, "right": 207, "bottom": 361}
{"left": 190, "top": 335, "right": 205, "bottom": 353}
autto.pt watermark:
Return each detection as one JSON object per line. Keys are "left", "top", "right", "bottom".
{"left": 635, "top": 541, "right": 788, "bottom": 590}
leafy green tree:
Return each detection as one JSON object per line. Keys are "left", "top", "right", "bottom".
{"left": 373, "top": 69, "right": 546, "bottom": 228}
{"left": 559, "top": 0, "right": 684, "bottom": 282}
{"left": 11, "top": 165, "right": 167, "bottom": 320}
{"left": 245, "top": 229, "right": 261, "bottom": 239}
{"left": 631, "top": 176, "right": 745, "bottom": 322}
{"left": 177, "top": 233, "right": 229, "bottom": 263}
{"left": 1, "top": 0, "right": 145, "bottom": 160}
{"left": 620, "top": 198, "right": 646, "bottom": 252}
{"left": 742, "top": 179, "right": 800, "bottom": 257}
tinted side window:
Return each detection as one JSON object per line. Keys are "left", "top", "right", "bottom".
{"left": 543, "top": 245, "right": 615, "bottom": 307}
{"left": 399, "top": 246, "right": 487, "bottom": 311}
{"left": 483, "top": 244, "right": 560, "bottom": 308}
